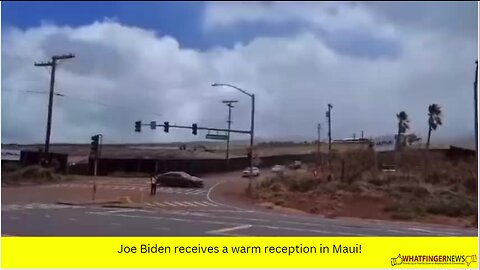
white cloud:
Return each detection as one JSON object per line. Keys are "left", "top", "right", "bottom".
{"left": 1, "top": 4, "right": 477, "bottom": 146}
{"left": 203, "top": 2, "right": 396, "bottom": 37}
{"left": 203, "top": 1, "right": 476, "bottom": 37}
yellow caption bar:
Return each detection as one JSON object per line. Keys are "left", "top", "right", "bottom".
{"left": 1, "top": 237, "right": 478, "bottom": 268}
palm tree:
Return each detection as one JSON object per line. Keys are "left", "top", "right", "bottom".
{"left": 396, "top": 111, "right": 410, "bottom": 150}
{"left": 426, "top": 104, "right": 442, "bottom": 150}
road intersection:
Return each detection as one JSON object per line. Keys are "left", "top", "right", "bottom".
{"left": 2, "top": 172, "right": 477, "bottom": 236}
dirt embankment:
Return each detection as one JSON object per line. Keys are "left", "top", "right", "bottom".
{"left": 2, "top": 165, "right": 74, "bottom": 187}
{"left": 249, "top": 150, "right": 478, "bottom": 228}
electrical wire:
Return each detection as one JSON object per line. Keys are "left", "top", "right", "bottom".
{"left": 2, "top": 89, "right": 163, "bottom": 117}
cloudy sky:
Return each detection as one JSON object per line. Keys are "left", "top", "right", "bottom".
{"left": 1, "top": 1, "right": 478, "bottom": 144}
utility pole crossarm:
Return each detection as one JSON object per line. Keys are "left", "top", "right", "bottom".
{"left": 34, "top": 61, "right": 53, "bottom": 67}
{"left": 53, "top": 53, "right": 75, "bottom": 60}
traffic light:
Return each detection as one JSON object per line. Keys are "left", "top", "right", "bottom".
{"left": 192, "top": 123, "right": 198, "bottom": 135}
{"left": 150, "top": 121, "right": 156, "bottom": 130}
{"left": 163, "top": 122, "right": 169, "bottom": 133}
{"left": 91, "top": 135, "right": 100, "bottom": 153}
{"left": 135, "top": 121, "right": 141, "bottom": 132}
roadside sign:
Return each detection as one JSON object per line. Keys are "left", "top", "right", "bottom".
{"left": 372, "top": 135, "right": 396, "bottom": 152}
{"left": 205, "top": 134, "right": 228, "bottom": 140}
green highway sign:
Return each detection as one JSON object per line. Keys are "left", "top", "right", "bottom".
{"left": 206, "top": 134, "right": 228, "bottom": 140}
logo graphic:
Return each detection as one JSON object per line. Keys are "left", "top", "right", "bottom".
{"left": 466, "top": 255, "right": 478, "bottom": 267}
{"left": 391, "top": 254, "right": 477, "bottom": 267}
{"left": 391, "top": 254, "right": 403, "bottom": 266}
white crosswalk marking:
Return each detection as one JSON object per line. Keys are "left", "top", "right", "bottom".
{"left": 153, "top": 202, "right": 167, "bottom": 207}
{"left": 181, "top": 201, "right": 199, "bottom": 207}
{"left": 41, "top": 183, "right": 206, "bottom": 195}
{"left": 202, "top": 201, "right": 219, "bottom": 207}
{"left": 163, "top": 202, "right": 178, "bottom": 207}
{"left": 144, "top": 201, "right": 219, "bottom": 208}
{"left": 191, "top": 201, "right": 209, "bottom": 207}
{"left": 171, "top": 201, "right": 188, "bottom": 207}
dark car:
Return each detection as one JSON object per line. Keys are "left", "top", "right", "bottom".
{"left": 155, "top": 171, "right": 204, "bottom": 188}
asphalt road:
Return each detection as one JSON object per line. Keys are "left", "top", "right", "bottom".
{"left": 1, "top": 172, "right": 477, "bottom": 236}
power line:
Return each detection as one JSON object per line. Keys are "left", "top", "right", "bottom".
{"left": 3, "top": 89, "right": 163, "bottom": 117}
{"left": 3, "top": 89, "right": 46, "bottom": 94}
{"left": 58, "top": 93, "right": 164, "bottom": 117}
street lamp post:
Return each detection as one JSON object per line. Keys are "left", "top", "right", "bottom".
{"left": 212, "top": 83, "right": 255, "bottom": 191}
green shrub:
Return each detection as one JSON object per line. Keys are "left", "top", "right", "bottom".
{"left": 426, "top": 197, "right": 476, "bottom": 217}
{"left": 288, "top": 176, "right": 319, "bottom": 192}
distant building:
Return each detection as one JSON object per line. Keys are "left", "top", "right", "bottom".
{"left": 1, "top": 149, "right": 21, "bottom": 161}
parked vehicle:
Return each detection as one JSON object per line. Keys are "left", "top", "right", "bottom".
{"left": 288, "top": 161, "right": 302, "bottom": 170}
{"left": 271, "top": 165, "right": 285, "bottom": 173}
{"left": 155, "top": 171, "right": 204, "bottom": 188}
{"left": 242, "top": 167, "right": 260, "bottom": 177}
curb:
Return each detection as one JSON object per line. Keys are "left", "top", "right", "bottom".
{"left": 101, "top": 204, "right": 146, "bottom": 209}
{"left": 57, "top": 197, "right": 132, "bottom": 206}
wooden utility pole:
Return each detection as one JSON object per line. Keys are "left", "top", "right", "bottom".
{"left": 317, "top": 123, "right": 321, "bottom": 165}
{"left": 327, "top": 104, "right": 333, "bottom": 152}
{"left": 326, "top": 104, "right": 333, "bottom": 167}
{"left": 35, "top": 53, "right": 75, "bottom": 164}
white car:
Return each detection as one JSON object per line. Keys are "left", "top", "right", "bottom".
{"left": 271, "top": 165, "right": 285, "bottom": 173}
{"left": 242, "top": 167, "right": 260, "bottom": 177}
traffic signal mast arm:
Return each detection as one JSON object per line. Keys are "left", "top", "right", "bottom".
{"left": 136, "top": 121, "right": 251, "bottom": 135}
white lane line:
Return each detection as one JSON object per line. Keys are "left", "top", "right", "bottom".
{"left": 206, "top": 180, "right": 245, "bottom": 211}
{"left": 207, "top": 225, "right": 253, "bottom": 235}
{"left": 260, "top": 224, "right": 366, "bottom": 236}
{"left": 153, "top": 227, "right": 171, "bottom": 231}
{"left": 69, "top": 218, "right": 78, "bottom": 222}
{"left": 181, "top": 213, "right": 373, "bottom": 235}
{"left": 100, "top": 209, "right": 141, "bottom": 214}
{"left": 9, "top": 217, "right": 19, "bottom": 220}
{"left": 145, "top": 202, "right": 155, "bottom": 207}
{"left": 89, "top": 211, "right": 366, "bottom": 236}
{"left": 44, "top": 214, "right": 51, "bottom": 219}
{"left": 386, "top": 229, "right": 409, "bottom": 234}
{"left": 37, "top": 204, "right": 51, "bottom": 209}
{"left": 407, "top": 227, "right": 461, "bottom": 236}
{"left": 194, "top": 210, "right": 254, "bottom": 213}
{"left": 89, "top": 211, "right": 242, "bottom": 226}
